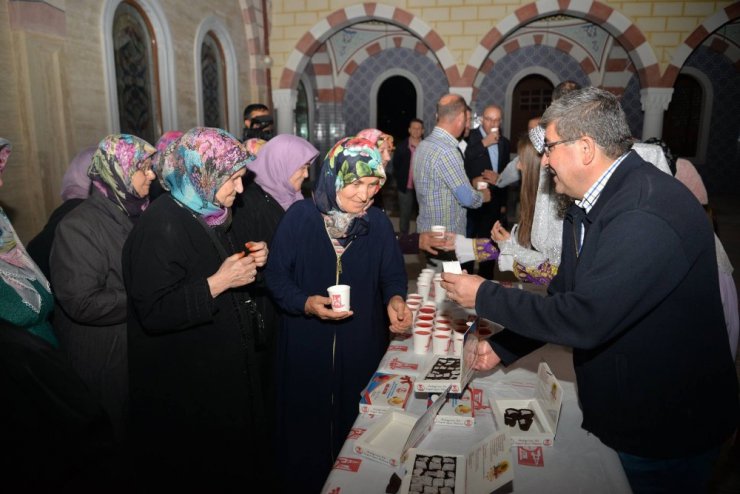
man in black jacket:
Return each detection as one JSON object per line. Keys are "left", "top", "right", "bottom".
{"left": 392, "top": 118, "right": 424, "bottom": 235}
{"left": 443, "top": 87, "right": 738, "bottom": 493}
{"left": 463, "top": 104, "right": 510, "bottom": 278}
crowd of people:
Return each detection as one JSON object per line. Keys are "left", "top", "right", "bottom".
{"left": 0, "top": 84, "right": 737, "bottom": 493}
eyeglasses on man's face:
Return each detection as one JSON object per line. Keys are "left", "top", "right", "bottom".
{"left": 543, "top": 138, "right": 577, "bottom": 156}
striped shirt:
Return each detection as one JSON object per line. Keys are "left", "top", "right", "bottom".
{"left": 576, "top": 152, "right": 629, "bottom": 213}
{"left": 413, "top": 127, "right": 483, "bottom": 234}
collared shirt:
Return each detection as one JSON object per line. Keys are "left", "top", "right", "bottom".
{"left": 574, "top": 152, "right": 629, "bottom": 248}
{"left": 413, "top": 126, "right": 483, "bottom": 234}
{"left": 482, "top": 126, "right": 499, "bottom": 173}
{"left": 576, "top": 152, "right": 629, "bottom": 213}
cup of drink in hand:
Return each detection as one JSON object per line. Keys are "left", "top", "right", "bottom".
{"left": 327, "top": 284, "right": 350, "bottom": 312}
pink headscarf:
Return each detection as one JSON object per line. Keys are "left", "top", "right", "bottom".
{"left": 675, "top": 158, "right": 708, "bottom": 205}
{"left": 61, "top": 145, "right": 96, "bottom": 201}
{"left": 247, "top": 134, "right": 319, "bottom": 211}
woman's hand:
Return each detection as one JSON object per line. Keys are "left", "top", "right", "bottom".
{"left": 491, "top": 221, "right": 510, "bottom": 243}
{"left": 245, "top": 241, "right": 269, "bottom": 267}
{"left": 304, "top": 295, "right": 353, "bottom": 320}
{"left": 207, "top": 252, "right": 258, "bottom": 297}
{"left": 387, "top": 295, "right": 412, "bottom": 334}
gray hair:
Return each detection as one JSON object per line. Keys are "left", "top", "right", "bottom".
{"left": 540, "top": 87, "right": 632, "bottom": 159}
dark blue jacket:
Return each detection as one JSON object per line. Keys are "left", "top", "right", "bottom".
{"left": 478, "top": 151, "right": 738, "bottom": 458}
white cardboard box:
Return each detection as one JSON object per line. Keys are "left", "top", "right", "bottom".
{"left": 399, "top": 431, "right": 513, "bottom": 494}
{"left": 432, "top": 386, "right": 476, "bottom": 428}
{"left": 359, "top": 372, "right": 415, "bottom": 416}
{"left": 414, "top": 322, "right": 479, "bottom": 394}
{"left": 354, "top": 386, "right": 452, "bottom": 467}
{"left": 490, "top": 362, "right": 563, "bottom": 447}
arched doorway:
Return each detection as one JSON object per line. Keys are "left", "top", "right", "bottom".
{"left": 511, "top": 74, "right": 553, "bottom": 148}
{"left": 377, "top": 76, "right": 417, "bottom": 145}
{"left": 662, "top": 74, "right": 702, "bottom": 158}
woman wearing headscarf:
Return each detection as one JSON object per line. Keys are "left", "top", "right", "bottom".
{"left": 148, "top": 130, "right": 184, "bottom": 200}
{"left": 0, "top": 138, "right": 57, "bottom": 346}
{"left": 27, "top": 145, "right": 95, "bottom": 281}
{"left": 265, "top": 136, "right": 412, "bottom": 493}
{"left": 50, "top": 134, "right": 156, "bottom": 441}
{"left": 122, "top": 127, "right": 268, "bottom": 488}
{"left": 0, "top": 138, "right": 122, "bottom": 489}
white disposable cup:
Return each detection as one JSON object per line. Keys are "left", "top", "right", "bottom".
{"left": 431, "top": 225, "right": 446, "bottom": 239}
{"left": 421, "top": 268, "right": 436, "bottom": 277}
{"left": 452, "top": 328, "right": 466, "bottom": 356}
{"left": 413, "top": 329, "right": 432, "bottom": 355}
{"left": 407, "top": 293, "right": 423, "bottom": 302}
{"left": 417, "top": 281, "right": 431, "bottom": 302}
{"left": 432, "top": 334, "right": 451, "bottom": 355}
{"left": 477, "top": 181, "right": 489, "bottom": 190}
{"left": 433, "top": 278, "right": 446, "bottom": 304}
{"left": 327, "top": 284, "right": 350, "bottom": 312}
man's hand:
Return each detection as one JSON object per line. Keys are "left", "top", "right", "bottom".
{"left": 440, "top": 272, "right": 486, "bottom": 308}
{"left": 481, "top": 169, "right": 499, "bottom": 185}
{"left": 482, "top": 129, "right": 499, "bottom": 147}
{"left": 474, "top": 340, "right": 502, "bottom": 370}
{"left": 387, "top": 295, "right": 412, "bottom": 333}
{"left": 304, "top": 295, "right": 353, "bottom": 320}
{"left": 419, "top": 231, "right": 454, "bottom": 255}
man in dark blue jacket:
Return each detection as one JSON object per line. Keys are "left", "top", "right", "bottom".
{"left": 443, "top": 87, "right": 738, "bottom": 493}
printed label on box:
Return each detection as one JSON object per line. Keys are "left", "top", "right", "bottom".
{"left": 517, "top": 446, "right": 544, "bottom": 467}
{"left": 347, "top": 427, "right": 365, "bottom": 440}
{"left": 333, "top": 457, "right": 362, "bottom": 472}
{"left": 387, "top": 344, "right": 408, "bottom": 353}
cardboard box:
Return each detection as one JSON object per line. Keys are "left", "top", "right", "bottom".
{"left": 490, "top": 362, "right": 562, "bottom": 447}
{"left": 414, "top": 320, "right": 479, "bottom": 394}
{"left": 399, "top": 431, "right": 513, "bottom": 494}
{"left": 432, "top": 387, "right": 476, "bottom": 428}
{"left": 359, "top": 372, "right": 415, "bottom": 416}
{"left": 354, "top": 386, "right": 452, "bottom": 467}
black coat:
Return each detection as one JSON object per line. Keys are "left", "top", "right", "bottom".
{"left": 478, "top": 152, "right": 739, "bottom": 458}
{"left": 392, "top": 137, "right": 414, "bottom": 193}
{"left": 464, "top": 128, "right": 511, "bottom": 235}
{"left": 122, "top": 194, "right": 264, "bottom": 487}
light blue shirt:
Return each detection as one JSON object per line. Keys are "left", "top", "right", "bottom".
{"left": 482, "top": 127, "right": 499, "bottom": 173}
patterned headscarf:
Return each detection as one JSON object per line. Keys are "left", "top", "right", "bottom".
{"left": 244, "top": 138, "right": 267, "bottom": 156}
{"left": 357, "top": 128, "right": 394, "bottom": 165}
{"left": 0, "top": 139, "right": 51, "bottom": 314}
{"left": 158, "top": 127, "right": 254, "bottom": 226}
{"left": 155, "top": 131, "right": 184, "bottom": 155}
{"left": 247, "top": 134, "right": 319, "bottom": 211}
{"left": 61, "top": 145, "right": 95, "bottom": 201}
{"left": 314, "top": 136, "right": 385, "bottom": 244}
{"left": 89, "top": 134, "right": 156, "bottom": 218}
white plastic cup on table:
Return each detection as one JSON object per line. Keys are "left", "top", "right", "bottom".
{"left": 431, "top": 225, "right": 446, "bottom": 239}
{"left": 418, "top": 305, "right": 436, "bottom": 317}
{"left": 421, "top": 268, "right": 436, "bottom": 277}
{"left": 433, "top": 279, "right": 446, "bottom": 304}
{"left": 417, "top": 281, "right": 431, "bottom": 302}
{"left": 432, "top": 334, "right": 451, "bottom": 355}
{"left": 327, "top": 284, "right": 350, "bottom": 312}
{"left": 413, "top": 329, "right": 432, "bottom": 355}
{"left": 407, "top": 293, "right": 423, "bottom": 303}
{"left": 452, "top": 328, "right": 466, "bottom": 356}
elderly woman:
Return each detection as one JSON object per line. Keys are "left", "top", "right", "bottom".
{"left": 265, "top": 136, "right": 412, "bottom": 493}
{"left": 0, "top": 138, "right": 120, "bottom": 488}
{"left": 50, "top": 135, "right": 155, "bottom": 441}
{"left": 0, "top": 138, "right": 56, "bottom": 345}
{"left": 122, "top": 127, "right": 268, "bottom": 488}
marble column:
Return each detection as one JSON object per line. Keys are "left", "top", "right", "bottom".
{"left": 639, "top": 88, "right": 674, "bottom": 140}
{"left": 272, "top": 88, "right": 296, "bottom": 135}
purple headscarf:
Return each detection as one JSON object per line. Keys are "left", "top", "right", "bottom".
{"left": 247, "top": 134, "right": 319, "bottom": 211}
{"left": 61, "top": 145, "right": 95, "bottom": 201}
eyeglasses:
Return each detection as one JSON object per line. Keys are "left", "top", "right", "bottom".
{"left": 543, "top": 138, "right": 577, "bottom": 156}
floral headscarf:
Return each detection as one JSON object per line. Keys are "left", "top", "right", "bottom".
{"left": 357, "top": 128, "right": 394, "bottom": 165}
{"left": 155, "top": 131, "right": 184, "bottom": 155}
{"left": 61, "top": 145, "right": 95, "bottom": 201}
{"left": 247, "top": 134, "right": 319, "bottom": 211}
{"left": 0, "top": 139, "right": 51, "bottom": 314}
{"left": 89, "top": 134, "right": 156, "bottom": 218}
{"left": 244, "top": 138, "right": 267, "bottom": 156}
{"left": 314, "top": 136, "right": 385, "bottom": 244}
{"left": 158, "top": 127, "right": 254, "bottom": 226}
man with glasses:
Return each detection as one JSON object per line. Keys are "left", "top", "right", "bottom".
{"left": 463, "top": 104, "right": 511, "bottom": 279}
{"left": 443, "top": 87, "right": 738, "bottom": 493}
